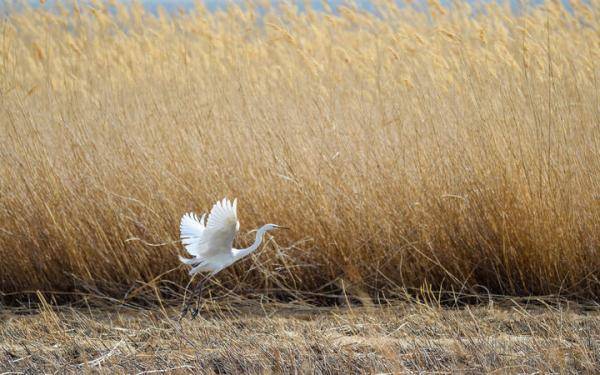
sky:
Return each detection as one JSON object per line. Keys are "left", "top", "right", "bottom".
{"left": 3, "top": 0, "right": 558, "bottom": 15}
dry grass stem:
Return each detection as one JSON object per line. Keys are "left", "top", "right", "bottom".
{"left": 0, "top": 0, "right": 598, "bottom": 301}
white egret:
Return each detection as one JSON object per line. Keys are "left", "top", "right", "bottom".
{"left": 178, "top": 197, "right": 286, "bottom": 318}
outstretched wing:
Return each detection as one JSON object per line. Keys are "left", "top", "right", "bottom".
{"left": 179, "top": 198, "right": 239, "bottom": 268}
{"left": 201, "top": 198, "right": 239, "bottom": 257}
{"left": 179, "top": 213, "right": 206, "bottom": 257}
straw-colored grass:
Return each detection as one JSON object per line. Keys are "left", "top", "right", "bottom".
{"left": 0, "top": 1, "right": 598, "bottom": 302}
{"left": 2, "top": 302, "right": 599, "bottom": 373}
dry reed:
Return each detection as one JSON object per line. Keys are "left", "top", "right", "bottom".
{"left": 2, "top": 303, "right": 598, "bottom": 373}
{"left": 0, "top": 0, "right": 598, "bottom": 302}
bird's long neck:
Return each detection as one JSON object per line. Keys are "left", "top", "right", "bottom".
{"left": 233, "top": 225, "right": 269, "bottom": 260}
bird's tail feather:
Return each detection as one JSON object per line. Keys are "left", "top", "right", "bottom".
{"left": 179, "top": 255, "right": 211, "bottom": 275}
{"left": 189, "top": 261, "right": 211, "bottom": 275}
{"left": 178, "top": 255, "right": 199, "bottom": 266}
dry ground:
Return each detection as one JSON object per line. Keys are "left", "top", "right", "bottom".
{"left": 1, "top": 301, "right": 598, "bottom": 373}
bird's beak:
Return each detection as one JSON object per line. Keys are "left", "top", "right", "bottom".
{"left": 276, "top": 226, "right": 290, "bottom": 230}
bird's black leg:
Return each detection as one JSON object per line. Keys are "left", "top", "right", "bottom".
{"left": 180, "top": 278, "right": 206, "bottom": 320}
{"left": 190, "top": 280, "right": 205, "bottom": 319}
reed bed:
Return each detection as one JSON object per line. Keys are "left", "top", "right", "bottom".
{"left": 0, "top": 0, "right": 598, "bottom": 302}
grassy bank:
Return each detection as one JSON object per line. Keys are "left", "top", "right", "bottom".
{"left": 1, "top": 302, "right": 599, "bottom": 373}
{"left": 0, "top": 1, "right": 598, "bottom": 301}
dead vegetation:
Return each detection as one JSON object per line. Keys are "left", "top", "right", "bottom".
{"left": 0, "top": 1, "right": 599, "bottom": 302}
{"left": 1, "top": 301, "right": 598, "bottom": 373}
{"left": 1, "top": 2, "right": 598, "bottom": 372}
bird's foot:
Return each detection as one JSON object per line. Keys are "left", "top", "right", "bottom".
{"left": 178, "top": 305, "right": 190, "bottom": 321}
{"left": 178, "top": 303, "right": 201, "bottom": 321}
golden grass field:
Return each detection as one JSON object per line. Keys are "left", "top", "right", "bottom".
{"left": 0, "top": 1, "right": 599, "bottom": 373}
{"left": 0, "top": 0, "right": 599, "bottom": 305}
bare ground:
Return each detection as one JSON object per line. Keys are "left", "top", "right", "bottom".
{"left": 1, "top": 300, "right": 598, "bottom": 374}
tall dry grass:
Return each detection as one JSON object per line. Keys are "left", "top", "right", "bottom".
{"left": 0, "top": 1, "right": 598, "bottom": 302}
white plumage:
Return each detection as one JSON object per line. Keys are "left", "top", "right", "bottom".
{"left": 179, "top": 198, "right": 285, "bottom": 277}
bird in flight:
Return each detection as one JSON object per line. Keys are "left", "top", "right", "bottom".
{"left": 178, "top": 197, "right": 287, "bottom": 318}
